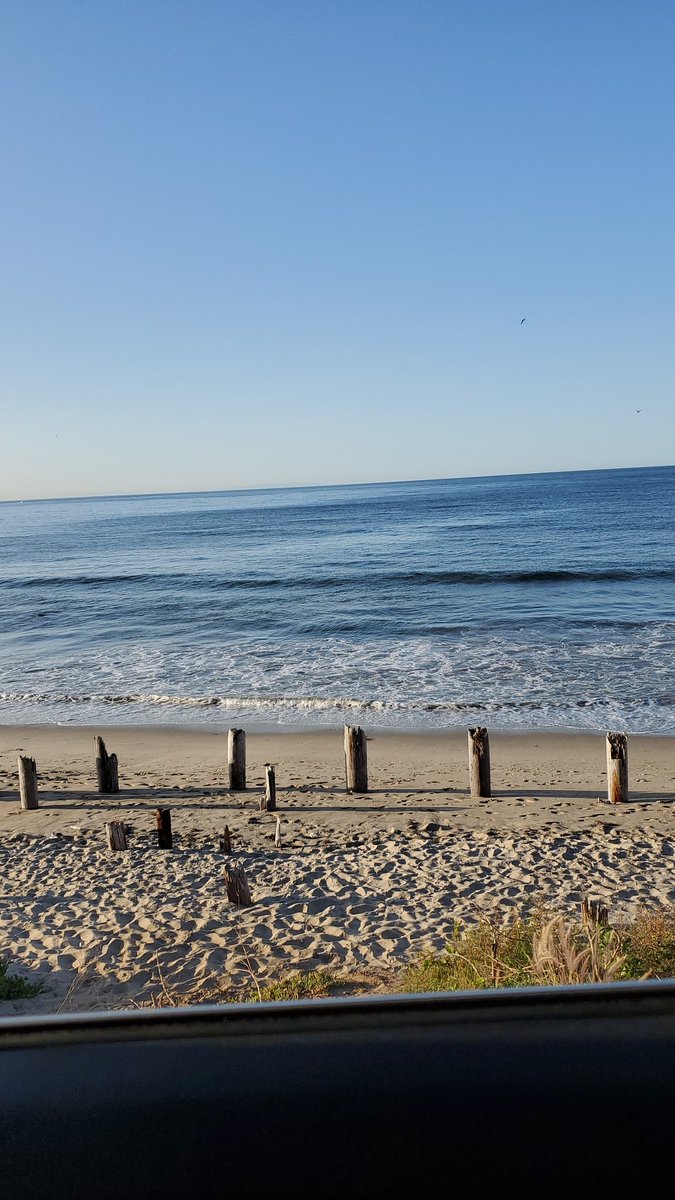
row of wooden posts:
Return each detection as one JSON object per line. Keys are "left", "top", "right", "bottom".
{"left": 14, "top": 726, "right": 632, "bottom": 812}
{"left": 344, "top": 726, "right": 631, "bottom": 804}
{"left": 15, "top": 732, "right": 278, "bottom": 813}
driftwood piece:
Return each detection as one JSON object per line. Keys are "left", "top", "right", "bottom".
{"left": 468, "top": 727, "right": 491, "bottom": 798}
{"left": 344, "top": 725, "right": 368, "bottom": 793}
{"left": 95, "top": 736, "right": 119, "bottom": 794}
{"left": 224, "top": 865, "right": 252, "bottom": 906}
{"left": 606, "top": 732, "right": 628, "bottom": 804}
{"left": 106, "top": 821, "right": 128, "bottom": 851}
{"left": 581, "top": 897, "right": 609, "bottom": 928}
{"left": 18, "top": 756, "right": 38, "bottom": 811}
{"left": 156, "top": 807, "right": 173, "bottom": 849}
{"left": 274, "top": 815, "right": 282, "bottom": 848}
{"left": 219, "top": 825, "right": 232, "bottom": 854}
{"left": 228, "top": 728, "right": 246, "bottom": 790}
{"left": 261, "top": 763, "right": 276, "bottom": 812}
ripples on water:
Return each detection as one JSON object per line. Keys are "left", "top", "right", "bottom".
{"left": 0, "top": 466, "right": 673, "bottom": 732}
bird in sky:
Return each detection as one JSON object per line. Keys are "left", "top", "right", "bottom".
{"left": 636, "top": 408, "right": 642, "bottom": 413}
{"left": 520, "top": 317, "right": 527, "bottom": 324}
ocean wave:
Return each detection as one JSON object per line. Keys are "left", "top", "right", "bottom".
{"left": 0, "top": 573, "right": 159, "bottom": 590}
{"left": 1, "top": 690, "right": 673, "bottom": 713}
{"left": 2, "top": 565, "right": 675, "bottom": 591}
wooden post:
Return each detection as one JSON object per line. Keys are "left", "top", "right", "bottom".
{"left": 344, "top": 725, "right": 368, "bottom": 793}
{"left": 261, "top": 763, "right": 276, "bottom": 812}
{"left": 224, "top": 865, "right": 252, "bottom": 906}
{"left": 581, "top": 897, "right": 609, "bottom": 928}
{"left": 105, "top": 821, "right": 128, "bottom": 851}
{"left": 156, "top": 807, "right": 173, "bottom": 849}
{"left": 228, "top": 728, "right": 246, "bottom": 790}
{"left": 95, "top": 736, "right": 119, "bottom": 794}
{"left": 219, "top": 825, "right": 232, "bottom": 853}
{"left": 606, "top": 732, "right": 628, "bottom": 804}
{"left": 18, "top": 756, "right": 38, "bottom": 810}
{"left": 468, "top": 726, "right": 491, "bottom": 797}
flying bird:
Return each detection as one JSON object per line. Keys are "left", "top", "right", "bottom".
{"left": 636, "top": 408, "right": 642, "bottom": 413}
{"left": 520, "top": 317, "right": 527, "bottom": 324}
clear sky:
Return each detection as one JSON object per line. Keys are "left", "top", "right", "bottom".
{"left": 1, "top": 1, "right": 674, "bottom": 499}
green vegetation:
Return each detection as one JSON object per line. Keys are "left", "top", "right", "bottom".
{"left": 255, "top": 969, "right": 336, "bottom": 1003}
{"left": 0, "top": 957, "right": 45, "bottom": 1001}
{"left": 401, "top": 907, "right": 675, "bottom": 994}
{"left": 619, "top": 907, "right": 675, "bottom": 980}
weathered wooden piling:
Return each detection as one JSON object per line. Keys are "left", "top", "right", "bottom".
{"left": 344, "top": 725, "right": 368, "bottom": 793}
{"left": 95, "top": 736, "right": 119, "bottom": 794}
{"left": 581, "top": 897, "right": 609, "bottom": 928}
{"left": 228, "top": 728, "right": 246, "bottom": 790}
{"left": 468, "top": 726, "right": 491, "bottom": 797}
{"left": 261, "top": 763, "right": 276, "bottom": 812}
{"left": 105, "top": 821, "right": 128, "bottom": 851}
{"left": 224, "top": 865, "right": 252, "bottom": 906}
{"left": 606, "top": 732, "right": 628, "bottom": 804}
{"left": 219, "top": 825, "right": 232, "bottom": 853}
{"left": 156, "top": 807, "right": 173, "bottom": 849}
{"left": 18, "top": 756, "right": 38, "bottom": 810}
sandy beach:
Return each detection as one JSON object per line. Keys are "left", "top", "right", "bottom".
{"left": 1, "top": 723, "right": 674, "bottom": 1014}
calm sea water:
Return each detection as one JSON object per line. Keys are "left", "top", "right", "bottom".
{"left": 0, "top": 466, "right": 673, "bottom": 733}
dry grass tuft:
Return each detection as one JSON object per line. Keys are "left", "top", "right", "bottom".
{"left": 401, "top": 905, "right": 675, "bottom": 995}
{"left": 530, "top": 916, "right": 625, "bottom": 986}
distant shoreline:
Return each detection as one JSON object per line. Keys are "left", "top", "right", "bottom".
{"left": 1, "top": 721, "right": 674, "bottom": 743}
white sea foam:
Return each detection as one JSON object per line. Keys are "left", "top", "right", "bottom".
{"left": 0, "top": 626, "right": 673, "bottom": 732}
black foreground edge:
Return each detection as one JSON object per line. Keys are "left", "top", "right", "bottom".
{"left": 2, "top": 979, "right": 675, "bottom": 1197}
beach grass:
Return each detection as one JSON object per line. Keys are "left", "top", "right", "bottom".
{"left": 128, "top": 909, "right": 675, "bottom": 1014}
{"left": 400, "top": 908, "right": 675, "bottom": 993}
{"left": 0, "top": 957, "right": 45, "bottom": 1001}
{"left": 255, "top": 969, "right": 336, "bottom": 1003}
{"left": 619, "top": 907, "right": 675, "bottom": 980}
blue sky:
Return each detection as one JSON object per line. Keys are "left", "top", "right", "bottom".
{"left": 1, "top": 1, "right": 673, "bottom": 499}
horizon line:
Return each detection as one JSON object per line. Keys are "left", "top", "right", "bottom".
{"left": 0, "top": 461, "right": 673, "bottom": 506}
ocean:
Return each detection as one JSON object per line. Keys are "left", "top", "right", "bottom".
{"left": 0, "top": 466, "right": 673, "bottom": 733}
